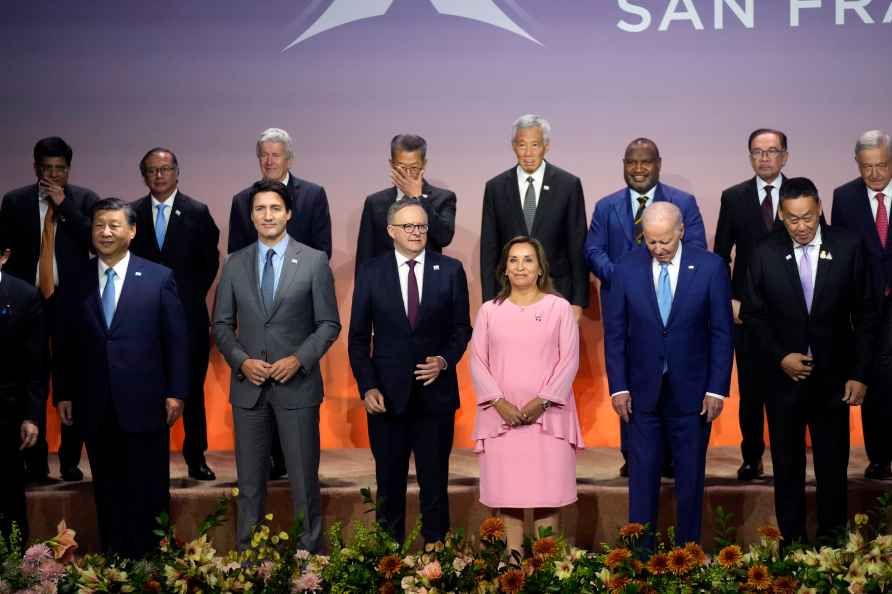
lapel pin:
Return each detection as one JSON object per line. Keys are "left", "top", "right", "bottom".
{"left": 175, "top": 209, "right": 182, "bottom": 216}
{"left": 785, "top": 254, "right": 793, "bottom": 261}
{"left": 543, "top": 185, "right": 550, "bottom": 191}
{"left": 291, "top": 258, "right": 299, "bottom": 264}
{"left": 688, "top": 265, "right": 695, "bottom": 270}
{"left": 433, "top": 265, "right": 440, "bottom": 270}
{"left": 134, "top": 271, "right": 142, "bottom": 277}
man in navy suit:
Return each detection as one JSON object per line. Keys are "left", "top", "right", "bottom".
{"left": 831, "top": 129, "right": 892, "bottom": 480}
{"left": 585, "top": 137, "right": 707, "bottom": 477}
{"left": 604, "top": 202, "right": 733, "bottom": 547}
{"left": 130, "top": 147, "right": 220, "bottom": 481}
{"left": 348, "top": 198, "right": 472, "bottom": 544}
{"left": 0, "top": 137, "right": 99, "bottom": 482}
{"left": 56, "top": 198, "right": 188, "bottom": 558}
{"left": 227, "top": 128, "right": 332, "bottom": 479}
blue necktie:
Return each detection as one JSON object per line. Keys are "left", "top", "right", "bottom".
{"left": 657, "top": 263, "right": 672, "bottom": 326}
{"left": 261, "top": 248, "right": 276, "bottom": 312}
{"left": 102, "top": 268, "right": 117, "bottom": 327}
{"left": 155, "top": 204, "right": 167, "bottom": 248}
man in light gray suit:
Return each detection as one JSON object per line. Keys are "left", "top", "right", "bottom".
{"left": 214, "top": 179, "right": 340, "bottom": 552}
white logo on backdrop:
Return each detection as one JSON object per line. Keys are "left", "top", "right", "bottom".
{"left": 283, "top": 0, "right": 541, "bottom": 50}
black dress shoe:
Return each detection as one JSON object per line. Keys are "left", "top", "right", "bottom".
{"left": 737, "top": 461, "right": 764, "bottom": 481}
{"left": 26, "top": 471, "right": 52, "bottom": 485}
{"left": 270, "top": 462, "right": 288, "bottom": 480}
{"left": 661, "top": 463, "right": 675, "bottom": 479}
{"left": 60, "top": 466, "right": 84, "bottom": 482}
{"left": 865, "top": 463, "right": 892, "bottom": 480}
{"left": 619, "top": 463, "right": 629, "bottom": 478}
{"left": 188, "top": 463, "right": 216, "bottom": 481}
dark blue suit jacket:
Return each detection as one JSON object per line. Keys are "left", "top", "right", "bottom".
{"left": 585, "top": 182, "right": 707, "bottom": 297}
{"left": 348, "top": 250, "right": 472, "bottom": 415}
{"left": 57, "top": 254, "right": 188, "bottom": 434}
{"left": 603, "top": 245, "right": 733, "bottom": 414}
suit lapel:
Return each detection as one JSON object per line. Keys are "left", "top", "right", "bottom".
{"left": 246, "top": 243, "right": 265, "bottom": 317}
{"left": 666, "top": 249, "right": 696, "bottom": 327}
{"left": 614, "top": 189, "right": 635, "bottom": 244}
{"left": 266, "top": 239, "right": 302, "bottom": 320}
{"left": 529, "top": 164, "right": 554, "bottom": 236}
{"left": 386, "top": 254, "right": 412, "bottom": 333}
{"left": 779, "top": 238, "right": 810, "bottom": 316}
{"left": 504, "top": 168, "right": 528, "bottom": 235}
{"left": 642, "top": 256, "right": 663, "bottom": 326}
{"left": 109, "top": 256, "right": 142, "bottom": 333}
{"left": 28, "top": 185, "right": 41, "bottom": 255}
{"left": 136, "top": 197, "right": 161, "bottom": 257}
{"left": 853, "top": 180, "right": 884, "bottom": 253}
{"left": 85, "top": 266, "right": 105, "bottom": 334}
{"left": 160, "top": 194, "right": 184, "bottom": 257}
{"left": 415, "top": 252, "right": 439, "bottom": 331}
{"left": 811, "top": 230, "right": 834, "bottom": 315}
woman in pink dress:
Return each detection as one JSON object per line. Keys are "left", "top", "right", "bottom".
{"left": 471, "top": 236, "right": 583, "bottom": 553}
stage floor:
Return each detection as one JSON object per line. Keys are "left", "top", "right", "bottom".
{"left": 26, "top": 447, "right": 890, "bottom": 553}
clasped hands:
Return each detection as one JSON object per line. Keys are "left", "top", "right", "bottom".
{"left": 241, "top": 355, "right": 301, "bottom": 386}
{"left": 780, "top": 352, "right": 866, "bottom": 405}
{"left": 493, "top": 397, "right": 549, "bottom": 427}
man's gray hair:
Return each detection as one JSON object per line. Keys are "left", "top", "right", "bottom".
{"left": 641, "top": 201, "right": 683, "bottom": 230}
{"left": 386, "top": 197, "right": 427, "bottom": 225}
{"left": 256, "top": 128, "right": 294, "bottom": 160}
{"left": 855, "top": 129, "right": 891, "bottom": 156}
{"left": 511, "top": 114, "right": 551, "bottom": 144}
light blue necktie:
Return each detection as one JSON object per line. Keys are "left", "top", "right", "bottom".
{"left": 101, "top": 268, "right": 117, "bottom": 327}
{"left": 155, "top": 204, "right": 167, "bottom": 248}
{"left": 261, "top": 248, "right": 276, "bottom": 312}
{"left": 657, "top": 263, "right": 672, "bottom": 326}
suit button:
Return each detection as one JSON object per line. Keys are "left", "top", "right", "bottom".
{"left": 662, "top": 330, "right": 668, "bottom": 337}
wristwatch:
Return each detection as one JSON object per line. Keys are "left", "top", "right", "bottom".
{"left": 541, "top": 399, "right": 552, "bottom": 410}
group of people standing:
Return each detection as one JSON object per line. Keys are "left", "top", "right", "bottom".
{"left": 0, "top": 116, "right": 889, "bottom": 558}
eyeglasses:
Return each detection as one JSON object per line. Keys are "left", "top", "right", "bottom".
{"left": 144, "top": 166, "right": 177, "bottom": 177}
{"left": 391, "top": 162, "right": 423, "bottom": 175}
{"left": 750, "top": 148, "right": 786, "bottom": 159}
{"left": 37, "top": 164, "right": 68, "bottom": 174}
{"left": 389, "top": 223, "right": 429, "bottom": 234}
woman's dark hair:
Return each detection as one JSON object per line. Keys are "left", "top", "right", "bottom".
{"left": 494, "top": 236, "right": 555, "bottom": 304}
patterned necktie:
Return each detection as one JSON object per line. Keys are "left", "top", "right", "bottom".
{"left": 261, "top": 248, "right": 276, "bottom": 312}
{"left": 657, "top": 263, "right": 672, "bottom": 325}
{"left": 876, "top": 192, "right": 888, "bottom": 249}
{"left": 38, "top": 199, "right": 56, "bottom": 299}
{"left": 101, "top": 268, "right": 117, "bottom": 327}
{"left": 761, "top": 185, "right": 775, "bottom": 230}
{"left": 407, "top": 259, "right": 420, "bottom": 329}
{"left": 522, "top": 176, "right": 537, "bottom": 234}
{"left": 798, "top": 244, "right": 814, "bottom": 312}
{"left": 155, "top": 204, "right": 168, "bottom": 249}
{"left": 634, "top": 196, "right": 648, "bottom": 244}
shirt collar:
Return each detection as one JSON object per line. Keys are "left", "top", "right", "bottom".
{"left": 516, "top": 161, "right": 546, "bottom": 185}
{"left": 98, "top": 251, "right": 130, "bottom": 279}
{"left": 151, "top": 189, "right": 178, "bottom": 208}
{"left": 867, "top": 180, "right": 892, "bottom": 200}
{"left": 792, "top": 226, "right": 823, "bottom": 250}
{"left": 258, "top": 235, "right": 289, "bottom": 259}
{"left": 395, "top": 249, "right": 426, "bottom": 267}
{"left": 756, "top": 175, "right": 782, "bottom": 194}
{"left": 631, "top": 185, "right": 657, "bottom": 203}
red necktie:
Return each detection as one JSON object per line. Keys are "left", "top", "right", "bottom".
{"left": 761, "top": 185, "right": 774, "bottom": 231}
{"left": 876, "top": 192, "right": 888, "bottom": 249}
{"left": 407, "top": 260, "right": 419, "bottom": 329}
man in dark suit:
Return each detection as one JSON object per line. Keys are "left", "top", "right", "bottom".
{"left": 585, "top": 137, "right": 707, "bottom": 476}
{"left": 480, "top": 114, "right": 588, "bottom": 319}
{"left": 742, "top": 178, "right": 876, "bottom": 544}
{"left": 0, "top": 248, "right": 47, "bottom": 543}
{"left": 348, "top": 199, "right": 471, "bottom": 544}
{"left": 713, "top": 128, "right": 790, "bottom": 481}
{"left": 604, "top": 202, "right": 733, "bottom": 548}
{"left": 0, "top": 137, "right": 99, "bottom": 483}
{"left": 227, "top": 128, "right": 333, "bottom": 479}
{"left": 831, "top": 129, "right": 892, "bottom": 480}
{"left": 56, "top": 198, "right": 188, "bottom": 558}
{"left": 354, "top": 134, "right": 456, "bottom": 275}
{"left": 130, "top": 148, "right": 220, "bottom": 481}
{"left": 214, "top": 181, "right": 340, "bottom": 552}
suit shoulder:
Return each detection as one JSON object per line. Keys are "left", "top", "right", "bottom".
{"left": 660, "top": 183, "right": 696, "bottom": 203}
{"left": 721, "top": 178, "right": 756, "bottom": 200}
{"left": 292, "top": 176, "right": 325, "bottom": 196}
{"left": 365, "top": 188, "right": 395, "bottom": 204}
{"left": 824, "top": 225, "right": 861, "bottom": 248}
{"left": 131, "top": 254, "right": 174, "bottom": 279}
{"left": 67, "top": 184, "right": 100, "bottom": 200}
{"left": 615, "top": 246, "right": 649, "bottom": 271}
{"left": 688, "top": 246, "right": 726, "bottom": 269}
{"left": 833, "top": 177, "right": 864, "bottom": 197}
{"left": 177, "top": 192, "right": 210, "bottom": 210}
{"left": 1, "top": 272, "right": 39, "bottom": 299}
{"left": 429, "top": 251, "right": 464, "bottom": 272}
{"left": 232, "top": 186, "right": 252, "bottom": 203}
{"left": 545, "top": 163, "right": 581, "bottom": 183}
{"left": 595, "top": 188, "right": 627, "bottom": 209}
{"left": 2, "top": 184, "right": 36, "bottom": 202}
{"left": 484, "top": 167, "right": 514, "bottom": 189}
{"left": 290, "top": 239, "right": 328, "bottom": 262}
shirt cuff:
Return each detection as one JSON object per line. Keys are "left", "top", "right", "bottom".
{"left": 706, "top": 392, "right": 725, "bottom": 400}
{"left": 610, "top": 391, "right": 630, "bottom": 398}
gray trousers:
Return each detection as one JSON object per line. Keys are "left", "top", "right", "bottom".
{"left": 232, "top": 393, "right": 321, "bottom": 552}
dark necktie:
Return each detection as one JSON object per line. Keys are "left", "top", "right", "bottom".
{"left": 407, "top": 259, "right": 419, "bottom": 329}
{"left": 261, "top": 249, "right": 275, "bottom": 312}
{"left": 522, "top": 176, "right": 537, "bottom": 234}
{"left": 634, "top": 196, "right": 647, "bottom": 244}
{"left": 761, "top": 185, "right": 775, "bottom": 230}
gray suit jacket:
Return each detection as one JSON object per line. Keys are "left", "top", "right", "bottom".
{"left": 213, "top": 236, "right": 340, "bottom": 408}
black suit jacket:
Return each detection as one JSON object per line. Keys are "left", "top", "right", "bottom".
{"left": 0, "top": 273, "right": 47, "bottom": 426}
{"left": 348, "top": 250, "right": 472, "bottom": 415}
{"left": 741, "top": 226, "right": 877, "bottom": 390}
{"left": 227, "top": 173, "right": 332, "bottom": 258}
{"left": 0, "top": 183, "right": 99, "bottom": 289}
{"left": 480, "top": 163, "right": 588, "bottom": 307}
{"left": 831, "top": 177, "right": 892, "bottom": 304}
{"left": 714, "top": 176, "right": 787, "bottom": 300}
{"left": 354, "top": 181, "right": 456, "bottom": 275}
{"left": 129, "top": 192, "right": 219, "bottom": 329}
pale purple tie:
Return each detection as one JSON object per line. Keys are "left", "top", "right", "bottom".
{"left": 798, "top": 244, "right": 814, "bottom": 312}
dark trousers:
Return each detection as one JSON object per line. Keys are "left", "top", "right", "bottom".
{"left": 181, "top": 328, "right": 210, "bottom": 467}
{"left": 734, "top": 325, "right": 767, "bottom": 464}
{"left": 86, "top": 409, "right": 170, "bottom": 559}
{"left": 765, "top": 375, "right": 850, "bottom": 544}
{"left": 628, "top": 378, "right": 711, "bottom": 548}
{"left": 862, "top": 300, "right": 892, "bottom": 466}
{"left": 367, "top": 392, "right": 455, "bottom": 544}
{"left": 0, "top": 422, "right": 28, "bottom": 543}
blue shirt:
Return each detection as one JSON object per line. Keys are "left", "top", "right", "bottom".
{"left": 257, "top": 235, "right": 289, "bottom": 296}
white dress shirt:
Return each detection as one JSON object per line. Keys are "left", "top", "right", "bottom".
{"left": 394, "top": 249, "right": 425, "bottom": 315}
{"left": 756, "top": 175, "right": 782, "bottom": 220}
{"left": 97, "top": 251, "right": 131, "bottom": 309}
{"left": 35, "top": 191, "right": 59, "bottom": 287}
{"left": 629, "top": 186, "right": 657, "bottom": 216}
{"left": 867, "top": 181, "right": 892, "bottom": 221}
{"left": 793, "top": 226, "right": 822, "bottom": 286}
{"left": 516, "top": 161, "right": 546, "bottom": 209}
{"left": 151, "top": 189, "right": 179, "bottom": 233}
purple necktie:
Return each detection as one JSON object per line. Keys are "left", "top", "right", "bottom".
{"left": 798, "top": 244, "right": 814, "bottom": 312}
{"left": 761, "top": 185, "right": 775, "bottom": 230}
{"left": 407, "top": 259, "right": 419, "bottom": 329}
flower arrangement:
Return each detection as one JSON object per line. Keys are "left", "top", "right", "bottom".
{"left": 0, "top": 491, "right": 890, "bottom": 593}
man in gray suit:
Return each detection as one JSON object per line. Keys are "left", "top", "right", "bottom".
{"left": 214, "top": 179, "right": 340, "bottom": 552}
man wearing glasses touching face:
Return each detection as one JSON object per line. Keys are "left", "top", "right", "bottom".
{"left": 354, "top": 134, "right": 456, "bottom": 275}
{"left": 0, "top": 137, "right": 99, "bottom": 484}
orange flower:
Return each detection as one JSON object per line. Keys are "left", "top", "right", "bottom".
{"left": 143, "top": 579, "right": 161, "bottom": 592}
{"left": 619, "top": 523, "right": 647, "bottom": 538}
{"left": 49, "top": 520, "right": 78, "bottom": 563}
{"left": 532, "top": 536, "right": 558, "bottom": 559}
{"left": 632, "top": 581, "right": 657, "bottom": 594}
{"left": 480, "top": 517, "right": 506, "bottom": 542}
{"left": 377, "top": 555, "right": 402, "bottom": 578}
{"left": 683, "top": 542, "right": 706, "bottom": 566}
{"left": 646, "top": 553, "right": 669, "bottom": 576}
{"left": 608, "top": 575, "right": 630, "bottom": 593}
{"left": 499, "top": 569, "right": 526, "bottom": 593}
{"left": 758, "top": 526, "right": 782, "bottom": 541}
{"left": 605, "top": 547, "right": 632, "bottom": 568}
{"left": 523, "top": 556, "right": 545, "bottom": 576}
{"left": 631, "top": 559, "right": 644, "bottom": 574}
{"left": 717, "top": 545, "right": 743, "bottom": 568}
{"left": 746, "top": 564, "right": 772, "bottom": 591}
{"left": 771, "top": 576, "right": 799, "bottom": 594}
{"left": 378, "top": 581, "right": 396, "bottom": 594}
{"left": 667, "top": 548, "right": 695, "bottom": 575}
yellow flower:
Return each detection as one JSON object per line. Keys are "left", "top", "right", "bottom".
{"left": 265, "top": 513, "right": 274, "bottom": 521}
{"left": 278, "top": 531, "right": 289, "bottom": 540}
{"left": 231, "top": 487, "right": 240, "bottom": 496}
{"left": 855, "top": 513, "right": 870, "bottom": 527}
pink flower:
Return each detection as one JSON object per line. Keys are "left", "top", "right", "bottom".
{"left": 418, "top": 560, "right": 443, "bottom": 581}
{"left": 38, "top": 559, "right": 66, "bottom": 582}
{"left": 21, "top": 544, "right": 53, "bottom": 575}
{"left": 292, "top": 571, "right": 323, "bottom": 592}
{"left": 257, "top": 560, "right": 275, "bottom": 581}
{"left": 294, "top": 549, "right": 311, "bottom": 561}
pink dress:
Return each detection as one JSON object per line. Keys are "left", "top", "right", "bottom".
{"left": 471, "top": 294, "right": 583, "bottom": 508}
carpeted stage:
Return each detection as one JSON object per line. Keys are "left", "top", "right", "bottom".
{"left": 25, "top": 447, "right": 889, "bottom": 553}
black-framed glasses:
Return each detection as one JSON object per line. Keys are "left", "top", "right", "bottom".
{"left": 37, "top": 164, "right": 68, "bottom": 174}
{"left": 750, "top": 148, "right": 786, "bottom": 159}
{"left": 144, "top": 166, "right": 177, "bottom": 177}
{"left": 389, "top": 223, "right": 429, "bottom": 234}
